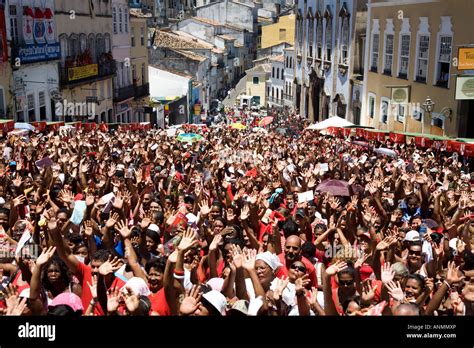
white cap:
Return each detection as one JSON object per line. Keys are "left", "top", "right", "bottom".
{"left": 148, "top": 224, "right": 160, "bottom": 233}
{"left": 202, "top": 290, "right": 227, "bottom": 315}
{"left": 404, "top": 230, "right": 421, "bottom": 242}
{"left": 19, "top": 288, "right": 30, "bottom": 299}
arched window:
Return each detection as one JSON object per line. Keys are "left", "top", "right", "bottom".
{"left": 96, "top": 34, "right": 104, "bottom": 61}
{"left": 59, "top": 34, "right": 68, "bottom": 64}
{"left": 104, "top": 33, "right": 111, "bottom": 53}
{"left": 87, "top": 33, "right": 96, "bottom": 63}
{"left": 69, "top": 34, "right": 80, "bottom": 60}
{"left": 79, "top": 33, "right": 87, "bottom": 53}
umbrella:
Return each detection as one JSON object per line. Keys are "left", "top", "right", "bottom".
{"left": 352, "top": 141, "right": 369, "bottom": 148}
{"left": 316, "top": 179, "right": 350, "bottom": 196}
{"left": 305, "top": 116, "right": 354, "bottom": 130}
{"left": 374, "top": 148, "right": 397, "bottom": 158}
{"left": 176, "top": 133, "right": 204, "bottom": 143}
{"left": 259, "top": 116, "right": 274, "bottom": 127}
{"left": 231, "top": 123, "right": 247, "bottom": 130}
{"left": 14, "top": 123, "right": 35, "bottom": 131}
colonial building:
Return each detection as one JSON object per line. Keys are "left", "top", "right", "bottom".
{"left": 261, "top": 13, "right": 295, "bottom": 49}
{"left": 244, "top": 62, "right": 271, "bottom": 106}
{"left": 112, "top": 0, "right": 133, "bottom": 123}
{"left": 267, "top": 54, "right": 285, "bottom": 109}
{"left": 55, "top": 0, "right": 115, "bottom": 123}
{"left": 6, "top": 0, "right": 61, "bottom": 122}
{"left": 294, "top": 0, "right": 367, "bottom": 123}
{"left": 0, "top": 0, "right": 11, "bottom": 119}
{"left": 129, "top": 7, "right": 151, "bottom": 122}
{"left": 361, "top": 0, "right": 474, "bottom": 138}
{"left": 283, "top": 46, "right": 295, "bottom": 108}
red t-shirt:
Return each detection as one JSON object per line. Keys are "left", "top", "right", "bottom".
{"left": 276, "top": 253, "right": 318, "bottom": 288}
{"left": 149, "top": 288, "right": 171, "bottom": 316}
{"left": 75, "top": 262, "right": 125, "bottom": 315}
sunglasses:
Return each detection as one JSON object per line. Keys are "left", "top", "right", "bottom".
{"left": 290, "top": 264, "right": 306, "bottom": 273}
{"left": 409, "top": 250, "right": 422, "bottom": 256}
{"left": 339, "top": 279, "right": 354, "bottom": 287}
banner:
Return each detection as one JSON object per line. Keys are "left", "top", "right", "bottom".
{"left": 458, "top": 47, "right": 474, "bottom": 70}
{"left": 389, "top": 132, "right": 405, "bottom": 144}
{"left": 68, "top": 64, "right": 98, "bottom": 82}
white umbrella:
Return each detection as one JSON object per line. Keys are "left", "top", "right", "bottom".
{"left": 374, "top": 148, "right": 397, "bottom": 158}
{"left": 305, "top": 116, "right": 354, "bottom": 130}
{"left": 14, "top": 123, "right": 35, "bottom": 131}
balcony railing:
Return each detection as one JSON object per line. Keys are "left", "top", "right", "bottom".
{"left": 134, "top": 83, "right": 149, "bottom": 99}
{"left": 114, "top": 85, "right": 135, "bottom": 102}
{"left": 283, "top": 93, "right": 292, "bottom": 101}
{"left": 59, "top": 60, "right": 116, "bottom": 88}
{"left": 268, "top": 96, "right": 283, "bottom": 105}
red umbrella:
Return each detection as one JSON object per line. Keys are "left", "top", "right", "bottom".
{"left": 259, "top": 116, "right": 274, "bottom": 127}
{"left": 316, "top": 179, "right": 350, "bottom": 196}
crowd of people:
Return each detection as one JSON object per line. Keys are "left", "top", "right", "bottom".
{"left": 0, "top": 113, "right": 473, "bottom": 317}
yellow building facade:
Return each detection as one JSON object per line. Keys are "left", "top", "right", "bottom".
{"left": 362, "top": 0, "right": 474, "bottom": 138}
{"left": 261, "top": 14, "right": 295, "bottom": 50}
{"left": 244, "top": 63, "right": 271, "bottom": 106}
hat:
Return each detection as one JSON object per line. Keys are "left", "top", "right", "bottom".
{"left": 9, "top": 161, "right": 16, "bottom": 166}
{"left": 148, "top": 224, "right": 160, "bottom": 233}
{"left": 206, "top": 278, "right": 225, "bottom": 292}
{"left": 449, "top": 238, "right": 465, "bottom": 251}
{"left": 359, "top": 232, "right": 372, "bottom": 240}
{"left": 404, "top": 230, "right": 421, "bottom": 242}
{"left": 295, "top": 208, "right": 305, "bottom": 217}
{"left": 49, "top": 293, "right": 84, "bottom": 313}
{"left": 255, "top": 251, "right": 282, "bottom": 271}
{"left": 0, "top": 197, "right": 5, "bottom": 205}
{"left": 230, "top": 300, "right": 249, "bottom": 316}
{"left": 123, "top": 277, "right": 151, "bottom": 297}
{"left": 74, "top": 193, "right": 84, "bottom": 201}
{"left": 202, "top": 290, "right": 227, "bottom": 316}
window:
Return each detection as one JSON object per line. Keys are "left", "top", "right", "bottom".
{"left": 124, "top": 9, "right": 129, "bottom": 33}
{"left": 281, "top": 69, "right": 284, "bottom": 80}
{"left": 276, "top": 68, "right": 279, "bottom": 79}
{"left": 380, "top": 98, "right": 389, "bottom": 124}
{"left": 119, "top": 8, "right": 123, "bottom": 33}
{"left": 308, "top": 15, "right": 314, "bottom": 58}
{"left": 113, "top": 7, "right": 117, "bottom": 34}
{"left": 27, "top": 94, "right": 35, "bottom": 121}
{"left": 316, "top": 19, "right": 323, "bottom": 59}
{"left": 9, "top": 5, "right": 19, "bottom": 44}
{"left": 285, "top": 56, "right": 288, "bottom": 68}
{"left": 272, "top": 67, "right": 275, "bottom": 78}
{"left": 383, "top": 34, "right": 394, "bottom": 74}
{"left": 87, "top": 34, "right": 96, "bottom": 63}
{"left": 253, "top": 77, "right": 259, "bottom": 84}
{"left": 325, "top": 17, "right": 332, "bottom": 61}
{"left": 131, "top": 29, "right": 135, "bottom": 47}
{"left": 69, "top": 35, "right": 79, "bottom": 59}
{"left": 371, "top": 33, "right": 379, "bottom": 72}
{"left": 279, "top": 28, "right": 286, "bottom": 41}
{"left": 368, "top": 93, "right": 375, "bottom": 119}
{"left": 0, "top": 87, "right": 5, "bottom": 116}
{"left": 398, "top": 35, "right": 410, "bottom": 78}
{"left": 416, "top": 35, "right": 430, "bottom": 82}
{"left": 396, "top": 104, "right": 405, "bottom": 123}
{"left": 436, "top": 36, "right": 452, "bottom": 87}
{"left": 141, "top": 27, "right": 145, "bottom": 46}
{"left": 340, "top": 17, "right": 349, "bottom": 65}
{"left": 142, "top": 63, "right": 146, "bottom": 83}
{"left": 38, "top": 91, "right": 46, "bottom": 121}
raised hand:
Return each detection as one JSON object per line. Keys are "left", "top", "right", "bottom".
{"left": 242, "top": 248, "right": 257, "bottom": 271}
{"left": 99, "top": 256, "right": 122, "bottom": 276}
{"left": 177, "top": 228, "right": 199, "bottom": 252}
{"left": 354, "top": 252, "right": 370, "bottom": 269}
{"left": 106, "top": 212, "right": 120, "bottom": 229}
{"left": 273, "top": 276, "right": 290, "bottom": 301}
{"left": 117, "top": 220, "right": 132, "bottom": 239}
{"left": 180, "top": 285, "right": 202, "bottom": 315}
{"left": 230, "top": 244, "right": 243, "bottom": 269}
{"left": 59, "top": 189, "right": 74, "bottom": 205}
{"left": 36, "top": 246, "right": 56, "bottom": 267}
{"left": 107, "top": 287, "right": 120, "bottom": 313}
{"left": 381, "top": 262, "right": 394, "bottom": 284}
{"left": 386, "top": 280, "right": 405, "bottom": 302}
{"left": 123, "top": 288, "right": 140, "bottom": 314}
{"left": 240, "top": 205, "right": 250, "bottom": 221}
{"left": 113, "top": 191, "right": 124, "bottom": 210}
{"left": 209, "top": 234, "right": 222, "bottom": 252}
{"left": 446, "top": 261, "right": 465, "bottom": 286}
{"left": 325, "top": 260, "right": 348, "bottom": 276}
{"left": 361, "top": 280, "right": 377, "bottom": 304}
{"left": 295, "top": 274, "right": 310, "bottom": 293}
{"left": 12, "top": 174, "right": 23, "bottom": 188}
{"left": 13, "top": 194, "right": 26, "bottom": 207}
{"left": 84, "top": 220, "right": 94, "bottom": 237}
{"left": 87, "top": 275, "right": 99, "bottom": 301}
{"left": 198, "top": 201, "right": 211, "bottom": 216}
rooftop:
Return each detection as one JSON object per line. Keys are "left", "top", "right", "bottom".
{"left": 173, "top": 49, "right": 208, "bottom": 62}
{"left": 174, "top": 30, "right": 215, "bottom": 49}
{"left": 154, "top": 30, "right": 212, "bottom": 50}
{"left": 246, "top": 63, "right": 271, "bottom": 74}
{"left": 129, "top": 8, "right": 152, "bottom": 18}
{"left": 192, "top": 17, "right": 222, "bottom": 27}
{"left": 270, "top": 55, "right": 284, "bottom": 62}
{"left": 149, "top": 64, "right": 194, "bottom": 79}
{"left": 217, "top": 34, "right": 236, "bottom": 41}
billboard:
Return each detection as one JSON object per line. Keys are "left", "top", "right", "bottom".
{"left": 168, "top": 96, "right": 188, "bottom": 125}
{"left": 16, "top": 0, "right": 60, "bottom": 64}
{"left": 458, "top": 47, "right": 474, "bottom": 71}
{"left": 455, "top": 76, "right": 474, "bottom": 100}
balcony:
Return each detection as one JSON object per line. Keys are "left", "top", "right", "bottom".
{"left": 283, "top": 93, "right": 292, "bottom": 101}
{"left": 59, "top": 60, "right": 116, "bottom": 89}
{"left": 268, "top": 96, "right": 283, "bottom": 105}
{"left": 114, "top": 85, "right": 135, "bottom": 102}
{"left": 134, "top": 83, "right": 149, "bottom": 99}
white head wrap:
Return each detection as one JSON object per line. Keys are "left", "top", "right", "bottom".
{"left": 255, "top": 251, "right": 282, "bottom": 271}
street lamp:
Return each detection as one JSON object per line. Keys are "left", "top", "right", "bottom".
{"left": 421, "top": 96, "right": 435, "bottom": 135}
